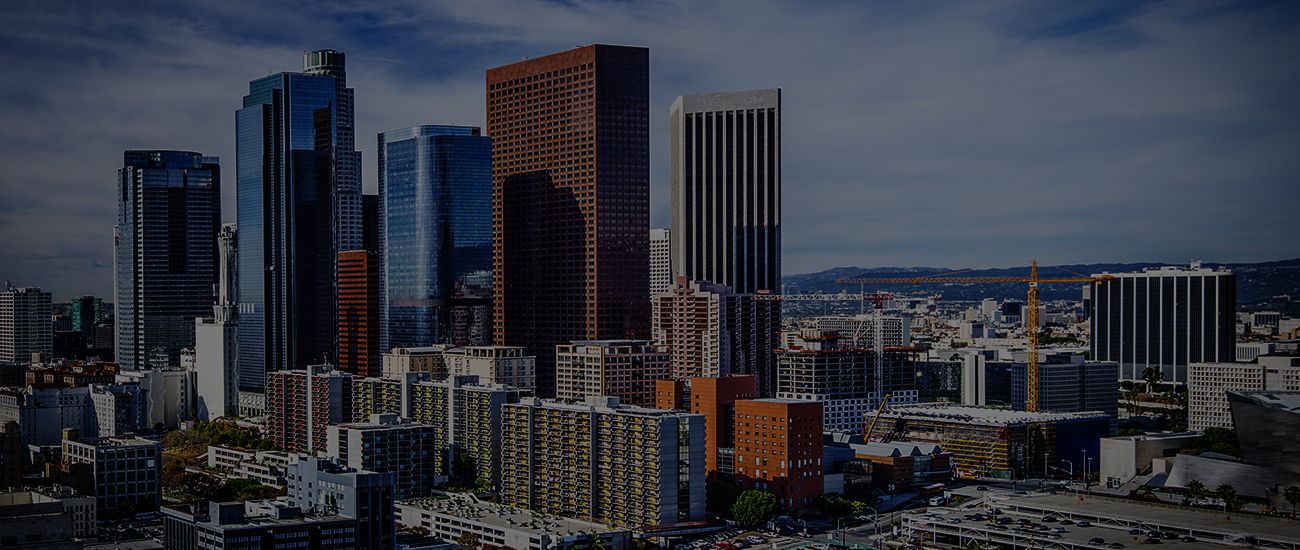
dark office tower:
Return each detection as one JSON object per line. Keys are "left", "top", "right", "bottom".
{"left": 361, "top": 194, "right": 379, "bottom": 254}
{"left": 378, "top": 126, "right": 493, "bottom": 349}
{"left": 338, "top": 250, "right": 380, "bottom": 377}
{"left": 1090, "top": 261, "right": 1237, "bottom": 385}
{"left": 116, "top": 151, "right": 220, "bottom": 370}
{"left": 70, "top": 296, "right": 102, "bottom": 341}
{"left": 487, "top": 45, "right": 651, "bottom": 398}
{"left": 670, "top": 89, "right": 781, "bottom": 294}
{"left": 237, "top": 50, "right": 359, "bottom": 389}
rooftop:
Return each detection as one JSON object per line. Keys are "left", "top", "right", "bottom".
{"left": 398, "top": 494, "right": 613, "bottom": 537}
{"left": 1228, "top": 390, "right": 1300, "bottom": 412}
{"left": 881, "top": 403, "right": 1109, "bottom": 425}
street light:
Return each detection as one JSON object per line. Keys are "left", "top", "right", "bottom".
{"left": 1081, "top": 449, "right": 1088, "bottom": 491}
{"left": 865, "top": 507, "right": 880, "bottom": 541}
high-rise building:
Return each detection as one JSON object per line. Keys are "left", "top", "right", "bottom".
{"left": 1090, "top": 262, "right": 1236, "bottom": 384}
{"left": 237, "top": 50, "right": 360, "bottom": 389}
{"left": 555, "top": 340, "right": 669, "bottom": 407}
{"left": 194, "top": 224, "right": 239, "bottom": 421}
{"left": 327, "top": 414, "right": 438, "bottom": 501}
{"left": 775, "top": 343, "right": 919, "bottom": 432}
{"left": 69, "top": 296, "right": 102, "bottom": 342}
{"left": 500, "top": 396, "right": 705, "bottom": 526}
{"left": 487, "top": 44, "right": 652, "bottom": 398}
{"left": 651, "top": 277, "right": 780, "bottom": 391}
{"left": 669, "top": 89, "right": 781, "bottom": 295}
{"left": 443, "top": 346, "right": 536, "bottom": 391}
{"left": 1, "top": 284, "right": 51, "bottom": 363}
{"left": 62, "top": 435, "right": 161, "bottom": 515}
{"left": 650, "top": 228, "right": 671, "bottom": 297}
{"left": 265, "top": 365, "right": 355, "bottom": 453}
{"left": 379, "top": 125, "right": 494, "bottom": 350}
{"left": 337, "top": 251, "right": 380, "bottom": 377}
{"left": 733, "top": 398, "right": 822, "bottom": 509}
{"left": 115, "top": 151, "right": 220, "bottom": 370}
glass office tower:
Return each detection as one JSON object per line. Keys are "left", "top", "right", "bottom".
{"left": 236, "top": 50, "right": 359, "bottom": 390}
{"left": 116, "top": 151, "right": 220, "bottom": 370}
{"left": 378, "top": 125, "right": 493, "bottom": 348}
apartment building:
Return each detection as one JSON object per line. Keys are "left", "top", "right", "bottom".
{"left": 327, "top": 414, "right": 439, "bottom": 500}
{"left": 555, "top": 341, "right": 669, "bottom": 407}
{"left": 500, "top": 396, "right": 705, "bottom": 527}
{"left": 651, "top": 277, "right": 780, "bottom": 393}
{"left": 265, "top": 365, "right": 355, "bottom": 453}
{"left": 444, "top": 346, "right": 536, "bottom": 391}
{"left": 733, "top": 398, "right": 824, "bottom": 509}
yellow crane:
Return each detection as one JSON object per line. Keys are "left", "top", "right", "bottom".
{"left": 865, "top": 392, "right": 892, "bottom": 441}
{"left": 836, "top": 261, "right": 1114, "bottom": 412}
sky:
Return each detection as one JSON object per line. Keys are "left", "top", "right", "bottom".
{"left": 1, "top": 0, "right": 1298, "bottom": 301}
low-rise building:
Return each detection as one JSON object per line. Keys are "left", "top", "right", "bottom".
{"left": 1098, "top": 432, "right": 1199, "bottom": 490}
{"left": 162, "top": 500, "right": 358, "bottom": 550}
{"left": 848, "top": 440, "right": 953, "bottom": 495}
{"left": 62, "top": 435, "right": 160, "bottom": 517}
{"left": 0, "top": 491, "right": 82, "bottom": 549}
{"left": 286, "top": 455, "right": 394, "bottom": 550}
{"left": 207, "top": 445, "right": 290, "bottom": 486}
{"left": 396, "top": 494, "right": 631, "bottom": 550}
{"left": 0, "top": 487, "right": 95, "bottom": 540}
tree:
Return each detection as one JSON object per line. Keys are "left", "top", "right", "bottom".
{"left": 1180, "top": 428, "right": 1240, "bottom": 457}
{"left": 1141, "top": 367, "right": 1162, "bottom": 394}
{"left": 707, "top": 481, "right": 744, "bottom": 518}
{"left": 1215, "top": 484, "right": 1237, "bottom": 513}
{"left": 731, "top": 490, "right": 777, "bottom": 527}
{"left": 1283, "top": 485, "right": 1300, "bottom": 518}
{"left": 456, "top": 532, "right": 482, "bottom": 549}
{"left": 1185, "top": 479, "right": 1205, "bottom": 505}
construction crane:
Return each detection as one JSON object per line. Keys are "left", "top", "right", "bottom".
{"left": 835, "top": 260, "right": 1115, "bottom": 412}
{"left": 864, "top": 392, "right": 892, "bottom": 441}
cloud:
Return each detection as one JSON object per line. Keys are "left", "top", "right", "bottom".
{"left": 1, "top": 0, "right": 1297, "bottom": 301}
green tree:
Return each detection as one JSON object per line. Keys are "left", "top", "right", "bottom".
{"left": 731, "top": 490, "right": 777, "bottom": 527}
{"left": 706, "top": 481, "right": 743, "bottom": 518}
{"left": 579, "top": 531, "right": 604, "bottom": 550}
{"left": 1141, "top": 367, "right": 1162, "bottom": 394}
{"left": 1283, "top": 485, "right": 1300, "bottom": 518}
{"left": 1180, "top": 428, "right": 1239, "bottom": 457}
{"left": 1215, "top": 484, "right": 1238, "bottom": 513}
{"left": 1185, "top": 479, "right": 1205, "bottom": 505}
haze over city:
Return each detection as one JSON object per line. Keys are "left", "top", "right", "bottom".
{"left": 2, "top": 0, "right": 1298, "bottom": 300}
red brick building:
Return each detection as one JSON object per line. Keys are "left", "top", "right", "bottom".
{"left": 734, "top": 398, "right": 824, "bottom": 509}
{"left": 654, "top": 375, "right": 759, "bottom": 479}
{"left": 265, "top": 366, "right": 354, "bottom": 453}
{"left": 338, "top": 250, "right": 380, "bottom": 377}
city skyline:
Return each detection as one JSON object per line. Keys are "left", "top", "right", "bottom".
{"left": 2, "top": 0, "right": 1298, "bottom": 301}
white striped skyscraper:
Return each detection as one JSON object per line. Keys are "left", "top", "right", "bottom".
{"left": 670, "top": 89, "right": 781, "bottom": 294}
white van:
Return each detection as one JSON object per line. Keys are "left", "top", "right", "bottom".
{"left": 929, "top": 496, "right": 948, "bottom": 506}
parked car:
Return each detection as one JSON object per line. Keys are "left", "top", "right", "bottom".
{"left": 1078, "top": 521, "right": 1092, "bottom": 527}
{"left": 977, "top": 486, "right": 989, "bottom": 491}
{"left": 1089, "top": 538, "right": 1106, "bottom": 544}
{"left": 1143, "top": 538, "right": 1162, "bottom": 545}
{"left": 1042, "top": 516, "right": 1058, "bottom": 522}
{"left": 1180, "top": 537, "right": 1196, "bottom": 542}
{"left": 1060, "top": 519, "right": 1074, "bottom": 525}
{"left": 1109, "top": 544, "right": 1125, "bottom": 548}
{"left": 1130, "top": 529, "right": 1144, "bottom": 535}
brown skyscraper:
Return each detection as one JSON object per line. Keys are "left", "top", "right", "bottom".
{"left": 487, "top": 45, "right": 651, "bottom": 397}
{"left": 338, "top": 250, "right": 380, "bottom": 377}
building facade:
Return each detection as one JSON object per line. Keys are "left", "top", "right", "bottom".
{"left": 327, "top": 414, "right": 439, "bottom": 500}
{"left": 733, "top": 398, "right": 823, "bottom": 509}
{"left": 775, "top": 347, "right": 920, "bottom": 432}
{"left": 116, "top": 151, "right": 220, "bottom": 370}
{"left": 814, "top": 314, "right": 912, "bottom": 349}
{"left": 649, "top": 228, "right": 671, "bottom": 298}
{"left": 487, "top": 44, "right": 652, "bottom": 398}
{"left": 379, "top": 125, "right": 494, "bottom": 350}
{"left": 500, "top": 397, "right": 705, "bottom": 527}
{"left": 651, "top": 277, "right": 780, "bottom": 392}
{"left": 0, "top": 284, "right": 51, "bottom": 363}
{"left": 62, "top": 436, "right": 161, "bottom": 516}
{"left": 194, "top": 223, "right": 239, "bottom": 421}
{"left": 265, "top": 366, "right": 354, "bottom": 453}
{"left": 236, "top": 50, "right": 360, "bottom": 389}
{"left": 337, "top": 250, "right": 381, "bottom": 377}
{"left": 1090, "top": 263, "right": 1237, "bottom": 384}
{"left": 162, "top": 501, "right": 358, "bottom": 550}
{"left": 669, "top": 89, "right": 781, "bottom": 295}
{"left": 555, "top": 340, "right": 669, "bottom": 407}
{"left": 69, "top": 296, "right": 102, "bottom": 342}
{"left": 653, "top": 375, "right": 759, "bottom": 481}
{"left": 443, "top": 346, "right": 536, "bottom": 390}
{"left": 286, "top": 456, "right": 394, "bottom": 550}
{"left": 1188, "top": 356, "right": 1300, "bottom": 431}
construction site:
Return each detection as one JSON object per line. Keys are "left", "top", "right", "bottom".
{"left": 865, "top": 404, "right": 1109, "bottom": 480}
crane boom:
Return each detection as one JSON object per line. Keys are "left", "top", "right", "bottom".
{"left": 865, "top": 392, "right": 892, "bottom": 441}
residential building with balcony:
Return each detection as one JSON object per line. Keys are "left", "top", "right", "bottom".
{"left": 555, "top": 341, "right": 669, "bottom": 408}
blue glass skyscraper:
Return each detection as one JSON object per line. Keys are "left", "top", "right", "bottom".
{"left": 115, "top": 151, "right": 220, "bottom": 370}
{"left": 236, "top": 50, "right": 360, "bottom": 390}
{"left": 378, "top": 125, "right": 493, "bottom": 348}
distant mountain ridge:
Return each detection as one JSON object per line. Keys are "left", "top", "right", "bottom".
{"left": 781, "top": 258, "right": 1300, "bottom": 303}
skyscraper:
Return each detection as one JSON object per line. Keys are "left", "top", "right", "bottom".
{"left": 116, "top": 150, "right": 220, "bottom": 370}
{"left": 337, "top": 250, "right": 380, "bottom": 377}
{"left": 487, "top": 44, "right": 651, "bottom": 397}
{"left": 69, "top": 296, "right": 102, "bottom": 342}
{"left": 1, "top": 283, "right": 52, "bottom": 363}
{"left": 650, "top": 228, "right": 671, "bottom": 297}
{"left": 1090, "top": 262, "right": 1236, "bottom": 384}
{"left": 237, "top": 50, "right": 360, "bottom": 388}
{"left": 670, "top": 89, "right": 781, "bottom": 294}
{"left": 378, "top": 125, "right": 493, "bottom": 349}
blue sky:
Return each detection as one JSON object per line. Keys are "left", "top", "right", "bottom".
{"left": 1, "top": 0, "right": 1298, "bottom": 301}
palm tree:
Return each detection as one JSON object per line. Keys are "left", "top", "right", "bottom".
{"left": 1283, "top": 485, "right": 1300, "bottom": 519}
{"left": 1215, "top": 484, "right": 1237, "bottom": 516}
{"left": 1185, "top": 480, "right": 1205, "bottom": 506}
